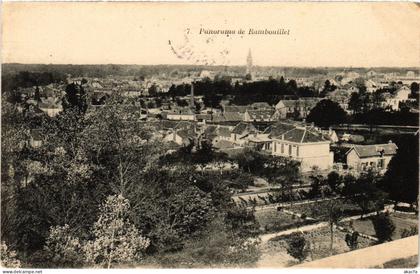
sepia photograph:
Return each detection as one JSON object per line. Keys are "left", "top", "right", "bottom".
{"left": 1, "top": 1, "right": 419, "bottom": 270}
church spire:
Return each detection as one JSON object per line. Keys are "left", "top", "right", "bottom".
{"left": 246, "top": 49, "right": 253, "bottom": 80}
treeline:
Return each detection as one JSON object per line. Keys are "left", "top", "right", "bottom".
{"left": 349, "top": 108, "right": 419, "bottom": 126}
{"left": 167, "top": 78, "right": 317, "bottom": 107}
{"left": 1, "top": 71, "right": 67, "bottom": 92}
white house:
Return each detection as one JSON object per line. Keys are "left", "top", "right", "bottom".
{"left": 268, "top": 122, "right": 334, "bottom": 171}
{"left": 383, "top": 86, "right": 411, "bottom": 110}
{"left": 346, "top": 142, "right": 397, "bottom": 173}
{"left": 38, "top": 101, "right": 63, "bottom": 117}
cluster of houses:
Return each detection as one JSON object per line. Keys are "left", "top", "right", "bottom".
{"left": 132, "top": 118, "right": 398, "bottom": 174}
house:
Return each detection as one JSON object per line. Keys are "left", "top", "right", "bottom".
{"left": 269, "top": 122, "right": 334, "bottom": 171}
{"left": 321, "top": 128, "right": 339, "bottom": 143}
{"left": 163, "top": 128, "right": 195, "bottom": 146}
{"left": 365, "top": 79, "right": 378, "bottom": 93}
{"left": 165, "top": 108, "right": 195, "bottom": 121}
{"left": 274, "top": 98, "right": 320, "bottom": 119}
{"left": 38, "top": 99, "right": 63, "bottom": 117}
{"left": 230, "top": 122, "right": 258, "bottom": 146}
{"left": 326, "top": 89, "right": 351, "bottom": 113}
{"left": 346, "top": 142, "right": 398, "bottom": 173}
{"left": 342, "top": 83, "right": 360, "bottom": 94}
{"left": 383, "top": 86, "right": 411, "bottom": 110}
{"left": 366, "top": 70, "right": 377, "bottom": 77}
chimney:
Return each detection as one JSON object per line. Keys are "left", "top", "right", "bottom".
{"left": 190, "top": 82, "right": 195, "bottom": 110}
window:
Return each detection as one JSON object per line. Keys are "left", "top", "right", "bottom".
{"left": 378, "top": 159, "right": 385, "bottom": 169}
{"left": 289, "top": 145, "right": 292, "bottom": 156}
{"left": 281, "top": 144, "right": 284, "bottom": 154}
{"left": 296, "top": 146, "right": 299, "bottom": 157}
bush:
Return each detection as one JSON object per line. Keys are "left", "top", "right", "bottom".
{"left": 401, "top": 226, "right": 418, "bottom": 238}
{"left": 285, "top": 232, "right": 309, "bottom": 263}
{"left": 372, "top": 213, "right": 395, "bottom": 243}
{"left": 0, "top": 242, "right": 21, "bottom": 268}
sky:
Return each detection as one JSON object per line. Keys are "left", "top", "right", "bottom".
{"left": 2, "top": 2, "right": 420, "bottom": 67}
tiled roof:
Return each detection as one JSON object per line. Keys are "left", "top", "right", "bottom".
{"left": 231, "top": 122, "right": 257, "bottom": 135}
{"left": 269, "top": 122, "right": 327, "bottom": 143}
{"left": 350, "top": 143, "right": 398, "bottom": 158}
{"left": 218, "top": 127, "right": 231, "bottom": 137}
{"left": 223, "top": 105, "right": 248, "bottom": 113}
{"left": 282, "top": 128, "right": 326, "bottom": 143}
{"left": 277, "top": 99, "right": 320, "bottom": 108}
{"left": 214, "top": 140, "right": 235, "bottom": 149}
{"left": 266, "top": 122, "right": 296, "bottom": 137}
{"left": 250, "top": 102, "right": 272, "bottom": 109}
{"left": 223, "top": 112, "right": 244, "bottom": 121}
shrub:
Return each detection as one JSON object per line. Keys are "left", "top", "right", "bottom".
{"left": 401, "top": 226, "right": 418, "bottom": 238}
{"left": 372, "top": 213, "right": 395, "bottom": 243}
{"left": 0, "top": 242, "right": 21, "bottom": 268}
{"left": 285, "top": 232, "right": 309, "bottom": 263}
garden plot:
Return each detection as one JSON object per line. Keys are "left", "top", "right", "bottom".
{"left": 257, "top": 226, "right": 374, "bottom": 267}
{"left": 255, "top": 208, "right": 317, "bottom": 233}
{"left": 289, "top": 199, "right": 364, "bottom": 221}
{"left": 342, "top": 212, "right": 418, "bottom": 240}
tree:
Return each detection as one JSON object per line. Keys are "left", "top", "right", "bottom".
{"left": 311, "top": 199, "right": 344, "bottom": 255}
{"left": 372, "top": 212, "right": 395, "bottom": 243}
{"left": 326, "top": 171, "right": 341, "bottom": 193}
{"left": 383, "top": 136, "right": 419, "bottom": 205}
{"left": 43, "top": 225, "right": 84, "bottom": 267}
{"left": 127, "top": 168, "right": 217, "bottom": 253}
{"left": 286, "top": 232, "right": 309, "bottom": 263}
{"left": 346, "top": 171, "right": 387, "bottom": 218}
{"left": 348, "top": 92, "right": 363, "bottom": 113}
{"left": 0, "top": 242, "right": 21, "bottom": 268}
{"left": 410, "top": 82, "right": 419, "bottom": 95}
{"left": 62, "top": 83, "right": 88, "bottom": 114}
{"left": 307, "top": 99, "right": 347, "bottom": 128}
{"left": 84, "top": 195, "right": 150, "bottom": 268}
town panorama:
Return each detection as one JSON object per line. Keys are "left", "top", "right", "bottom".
{"left": 1, "top": 55, "right": 419, "bottom": 268}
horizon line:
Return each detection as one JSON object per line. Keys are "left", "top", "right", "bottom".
{"left": 3, "top": 63, "right": 420, "bottom": 70}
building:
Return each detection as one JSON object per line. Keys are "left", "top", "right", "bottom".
{"left": 38, "top": 100, "right": 63, "bottom": 117}
{"left": 383, "top": 86, "right": 411, "bottom": 110}
{"left": 346, "top": 142, "right": 398, "bottom": 173}
{"left": 268, "top": 122, "right": 334, "bottom": 171}
{"left": 274, "top": 98, "right": 320, "bottom": 119}
{"left": 230, "top": 122, "right": 258, "bottom": 146}
{"left": 163, "top": 128, "right": 195, "bottom": 146}
{"left": 165, "top": 108, "right": 195, "bottom": 121}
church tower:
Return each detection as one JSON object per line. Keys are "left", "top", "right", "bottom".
{"left": 246, "top": 49, "right": 253, "bottom": 80}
